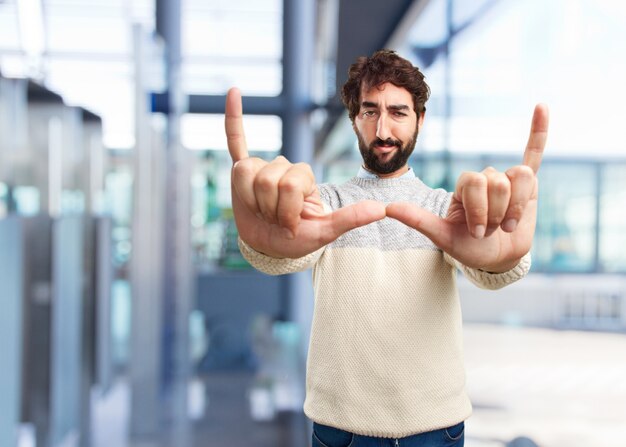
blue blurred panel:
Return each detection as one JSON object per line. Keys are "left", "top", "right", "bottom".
{"left": 0, "top": 217, "right": 24, "bottom": 447}
{"left": 600, "top": 164, "right": 626, "bottom": 272}
{"left": 196, "top": 271, "right": 281, "bottom": 371}
{"left": 50, "top": 216, "right": 84, "bottom": 444}
{"left": 95, "top": 217, "right": 115, "bottom": 394}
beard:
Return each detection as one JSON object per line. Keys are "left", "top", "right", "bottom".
{"left": 356, "top": 128, "right": 419, "bottom": 175}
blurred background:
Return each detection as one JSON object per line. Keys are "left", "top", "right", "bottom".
{"left": 1, "top": 0, "right": 626, "bottom": 446}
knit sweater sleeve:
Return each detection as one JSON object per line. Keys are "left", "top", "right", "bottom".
{"left": 238, "top": 238, "right": 325, "bottom": 276}
{"left": 444, "top": 252, "right": 531, "bottom": 290}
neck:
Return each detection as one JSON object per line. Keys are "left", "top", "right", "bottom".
{"left": 363, "top": 164, "right": 409, "bottom": 179}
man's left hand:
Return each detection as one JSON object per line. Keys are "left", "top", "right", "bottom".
{"left": 386, "top": 104, "right": 549, "bottom": 273}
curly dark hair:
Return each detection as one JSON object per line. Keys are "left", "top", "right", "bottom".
{"left": 341, "top": 49, "right": 430, "bottom": 122}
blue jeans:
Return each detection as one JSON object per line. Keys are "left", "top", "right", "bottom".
{"left": 312, "top": 421, "right": 464, "bottom": 447}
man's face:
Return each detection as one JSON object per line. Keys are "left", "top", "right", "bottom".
{"left": 353, "top": 82, "right": 423, "bottom": 178}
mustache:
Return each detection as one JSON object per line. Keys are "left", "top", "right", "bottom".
{"left": 371, "top": 138, "right": 402, "bottom": 149}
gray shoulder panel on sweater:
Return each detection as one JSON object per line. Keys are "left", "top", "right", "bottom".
{"left": 318, "top": 177, "right": 452, "bottom": 251}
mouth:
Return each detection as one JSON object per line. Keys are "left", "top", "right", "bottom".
{"left": 374, "top": 144, "right": 398, "bottom": 156}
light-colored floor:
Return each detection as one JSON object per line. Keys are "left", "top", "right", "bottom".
{"left": 87, "top": 324, "right": 626, "bottom": 447}
{"left": 463, "top": 324, "right": 626, "bottom": 447}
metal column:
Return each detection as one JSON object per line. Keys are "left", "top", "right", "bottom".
{"left": 0, "top": 217, "right": 24, "bottom": 447}
{"left": 130, "top": 24, "right": 165, "bottom": 441}
{"left": 281, "top": 0, "right": 317, "bottom": 324}
{"left": 158, "top": 0, "right": 193, "bottom": 444}
{"left": 281, "top": 2, "right": 317, "bottom": 442}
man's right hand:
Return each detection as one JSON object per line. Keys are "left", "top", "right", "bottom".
{"left": 225, "top": 87, "right": 386, "bottom": 259}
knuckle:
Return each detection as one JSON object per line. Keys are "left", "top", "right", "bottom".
{"left": 507, "top": 165, "right": 534, "bottom": 180}
{"left": 233, "top": 157, "right": 265, "bottom": 177}
{"left": 278, "top": 176, "right": 301, "bottom": 193}
{"left": 232, "top": 158, "right": 253, "bottom": 176}
{"left": 293, "top": 162, "right": 313, "bottom": 175}
{"left": 273, "top": 155, "right": 288, "bottom": 162}
{"left": 490, "top": 177, "right": 510, "bottom": 194}
{"left": 469, "top": 176, "right": 487, "bottom": 189}
{"left": 461, "top": 172, "right": 487, "bottom": 189}
{"left": 482, "top": 166, "right": 497, "bottom": 174}
{"left": 254, "top": 174, "right": 276, "bottom": 193}
{"left": 459, "top": 171, "right": 473, "bottom": 180}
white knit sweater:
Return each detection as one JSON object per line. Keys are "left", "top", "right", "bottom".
{"left": 239, "top": 175, "right": 531, "bottom": 438}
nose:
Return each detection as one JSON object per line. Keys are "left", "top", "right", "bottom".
{"left": 376, "top": 114, "right": 391, "bottom": 141}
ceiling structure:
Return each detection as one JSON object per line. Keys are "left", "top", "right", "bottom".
{"left": 0, "top": 0, "right": 432, "bottom": 155}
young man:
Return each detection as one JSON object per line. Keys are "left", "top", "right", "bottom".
{"left": 225, "top": 50, "right": 548, "bottom": 447}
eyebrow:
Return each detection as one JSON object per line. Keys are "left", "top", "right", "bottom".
{"left": 361, "top": 101, "right": 410, "bottom": 112}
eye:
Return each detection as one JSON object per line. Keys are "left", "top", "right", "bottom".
{"left": 393, "top": 111, "right": 408, "bottom": 117}
{"left": 363, "top": 110, "right": 377, "bottom": 117}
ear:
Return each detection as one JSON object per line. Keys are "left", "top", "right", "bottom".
{"left": 417, "top": 112, "right": 425, "bottom": 132}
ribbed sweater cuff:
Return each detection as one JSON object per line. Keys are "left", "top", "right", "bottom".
{"left": 238, "top": 238, "right": 323, "bottom": 275}
{"left": 458, "top": 252, "right": 531, "bottom": 290}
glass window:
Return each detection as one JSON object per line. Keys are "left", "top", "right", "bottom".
{"left": 0, "top": 182, "right": 7, "bottom": 218}
{"left": 182, "top": 0, "right": 282, "bottom": 96}
{"left": 402, "top": 0, "right": 626, "bottom": 158}
{"left": 394, "top": 0, "right": 626, "bottom": 274}
{"left": 324, "top": 158, "right": 361, "bottom": 184}
{"left": 533, "top": 163, "right": 597, "bottom": 272}
{"left": 13, "top": 185, "right": 40, "bottom": 216}
{"left": 45, "top": 59, "right": 134, "bottom": 148}
{"left": 599, "top": 164, "right": 626, "bottom": 272}
{"left": 181, "top": 61, "right": 281, "bottom": 96}
{"left": 0, "top": 0, "right": 154, "bottom": 148}
{"left": 181, "top": 113, "right": 282, "bottom": 152}
{"left": 0, "top": 2, "right": 21, "bottom": 51}
{"left": 105, "top": 164, "right": 133, "bottom": 267}
{"left": 410, "top": 154, "right": 612, "bottom": 274}
{"left": 46, "top": 15, "right": 130, "bottom": 54}
{"left": 406, "top": 0, "right": 448, "bottom": 48}
{"left": 412, "top": 155, "right": 448, "bottom": 190}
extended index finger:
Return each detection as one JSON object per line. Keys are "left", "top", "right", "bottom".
{"left": 523, "top": 103, "right": 549, "bottom": 173}
{"left": 225, "top": 87, "right": 249, "bottom": 163}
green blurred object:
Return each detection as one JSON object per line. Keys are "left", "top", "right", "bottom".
{"left": 219, "top": 208, "right": 251, "bottom": 269}
{"left": 205, "top": 177, "right": 221, "bottom": 223}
